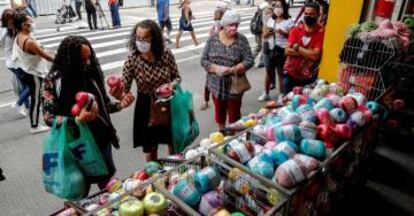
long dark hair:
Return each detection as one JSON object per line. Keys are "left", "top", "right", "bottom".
{"left": 14, "top": 11, "right": 29, "bottom": 32}
{"left": 273, "top": 0, "right": 291, "bottom": 20}
{"left": 1, "top": 8, "right": 16, "bottom": 37}
{"left": 127, "top": 19, "right": 165, "bottom": 61}
{"left": 50, "top": 35, "right": 104, "bottom": 112}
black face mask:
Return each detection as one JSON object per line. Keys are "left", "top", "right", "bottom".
{"left": 304, "top": 15, "right": 318, "bottom": 26}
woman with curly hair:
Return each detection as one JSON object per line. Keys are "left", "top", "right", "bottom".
{"left": 42, "top": 35, "right": 134, "bottom": 196}
{"left": 111, "top": 19, "right": 181, "bottom": 162}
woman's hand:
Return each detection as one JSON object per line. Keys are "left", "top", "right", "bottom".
{"left": 109, "top": 84, "right": 124, "bottom": 101}
{"left": 120, "top": 92, "right": 135, "bottom": 109}
{"left": 77, "top": 101, "right": 99, "bottom": 123}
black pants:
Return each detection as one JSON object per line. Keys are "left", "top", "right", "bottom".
{"left": 86, "top": 9, "right": 97, "bottom": 30}
{"left": 23, "top": 74, "right": 43, "bottom": 128}
{"left": 75, "top": 1, "right": 83, "bottom": 19}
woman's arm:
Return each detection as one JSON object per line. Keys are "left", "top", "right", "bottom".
{"left": 230, "top": 35, "right": 254, "bottom": 75}
{"left": 27, "top": 40, "right": 54, "bottom": 62}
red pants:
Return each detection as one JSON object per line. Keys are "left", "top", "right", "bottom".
{"left": 212, "top": 95, "right": 242, "bottom": 125}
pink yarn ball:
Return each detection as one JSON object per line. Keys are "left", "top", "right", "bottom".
{"left": 275, "top": 159, "right": 308, "bottom": 188}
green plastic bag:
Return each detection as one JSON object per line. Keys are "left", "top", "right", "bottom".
{"left": 170, "top": 84, "right": 200, "bottom": 153}
{"left": 67, "top": 122, "right": 108, "bottom": 177}
{"left": 42, "top": 118, "right": 85, "bottom": 200}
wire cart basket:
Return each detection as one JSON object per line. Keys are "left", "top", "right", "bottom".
{"left": 155, "top": 153, "right": 287, "bottom": 216}
{"left": 339, "top": 37, "right": 397, "bottom": 100}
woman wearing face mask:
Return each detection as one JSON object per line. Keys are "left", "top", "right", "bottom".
{"left": 0, "top": 9, "right": 30, "bottom": 117}
{"left": 259, "top": 0, "right": 293, "bottom": 101}
{"left": 112, "top": 20, "right": 181, "bottom": 162}
{"left": 175, "top": 0, "right": 199, "bottom": 48}
{"left": 201, "top": 10, "right": 254, "bottom": 130}
{"left": 13, "top": 12, "right": 54, "bottom": 133}
{"left": 42, "top": 36, "right": 134, "bottom": 197}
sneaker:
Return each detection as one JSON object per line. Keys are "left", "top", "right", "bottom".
{"left": 30, "top": 125, "right": 50, "bottom": 134}
{"left": 11, "top": 102, "right": 26, "bottom": 117}
{"left": 19, "top": 106, "right": 27, "bottom": 117}
{"left": 258, "top": 93, "right": 270, "bottom": 102}
{"left": 257, "top": 62, "right": 265, "bottom": 68}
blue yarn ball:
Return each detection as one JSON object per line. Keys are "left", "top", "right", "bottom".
{"left": 329, "top": 108, "right": 347, "bottom": 123}
{"left": 193, "top": 167, "right": 221, "bottom": 193}
{"left": 249, "top": 160, "right": 274, "bottom": 179}
{"left": 274, "top": 125, "right": 302, "bottom": 142}
{"left": 314, "top": 98, "right": 334, "bottom": 111}
{"left": 172, "top": 179, "right": 201, "bottom": 207}
{"left": 297, "top": 104, "right": 316, "bottom": 123}
{"left": 299, "top": 139, "right": 326, "bottom": 159}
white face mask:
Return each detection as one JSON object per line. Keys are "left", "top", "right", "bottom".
{"left": 136, "top": 40, "right": 151, "bottom": 53}
{"left": 274, "top": 8, "right": 283, "bottom": 17}
{"left": 28, "top": 22, "right": 36, "bottom": 32}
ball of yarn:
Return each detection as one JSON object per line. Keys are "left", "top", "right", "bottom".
{"left": 200, "top": 138, "right": 213, "bottom": 149}
{"left": 316, "top": 108, "right": 333, "bottom": 125}
{"left": 185, "top": 149, "right": 199, "bottom": 160}
{"left": 210, "top": 132, "right": 224, "bottom": 144}
{"left": 253, "top": 125, "right": 267, "bottom": 137}
{"left": 85, "top": 204, "right": 100, "bottom": 212}
{"left": 275, "top": 159, "right": 308, "bottom": 188}
{"left": 264, "top": 115, "right": 282, "bottom": 126}
{"left": 347, "top": 92, "right": 367, "bottom": 106}
{"left": 106, "top": 177, "right": 123, "bottom": 193}
{"left": 334, "top": 124, "right": 352, "bottom": 139}
{"left": 348, "top": 111, "right": 366, "bottom": 127}
{"left": 199, "top": 191, "right": 224, "bottom": 216}
{"left": 293, "top": 154, "right": 319, "bottom": 172}
{"left": 249, "top": 159, "right": 274, "bottom": 179}
{"left": 274, "top": 125, "right": 302, "bottom": 142}
{"left": 277, "top": 106, "right": 294, "bottom": 120}
{"left": 326, "top": 93, "right": 341, "bottom": 107}
{"left": 271, "top": 141, "right": 298, "bottom": 165}
{"left": 291, "top": 95, "right": 314, "bottom": 111}
{"left": 297, "top": 104, "right": 316, "bottom": 123}
{"left": 214, "top": 209, "right": 231, "bottom": 216}
{"left": 328, "top": 83, "right": 345, "bottom": 96}
{"left": 119, "top": 199, "right": 144, "bottom": 216}
{"left": 299, "top": 139, "right": 326, "bottom": 159}
{"left": 299, "top": 121, "right": 317, "bottom": 139}
{"left": 109, "top": 192, "right": 122, "bottom": 209}
{"left": 366, "top": 101, "right": 380, "bottom": 114}
{"left": 310, "top": 88, "right": 327, "bottom": 102}
{"left": 143, "top": 192, "right": 168, "bottom": 215}
{"left": 225, "top": 140, "right": 255, "bottom": 164}
{"left": 263, "top": 141, "right": 276, "bottom": 149}
{"left": 231, "top": 212, "right": 246, "bottom": 216}
{"left": 194, "top": 167, "right": 221, "bottom": 193}
{"left": 254, "top": 144, "right": 263, "bottom": 154}
{"left": 144, "top": 161, "right": 162, "bottom": 176}
{"left": 329, "top": 108, "right": 347, "bottom": 123}
{"left": 172, "top": 179, "right": 201, "bottom": 207}
{"left": 283, "top": 112, "right": 302, "bottom": 125}
{"left": 123, "top": 178, "right": 140, "bottom": 193}
{"left": 314, "top": 98, "right": 334, "bottom": 111}
{"left": 340, "top": 96, "right": 358, "bottom": 114}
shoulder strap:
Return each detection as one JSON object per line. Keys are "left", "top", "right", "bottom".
{"left": 22, "top": 37, "right": 30, "bottom": 53}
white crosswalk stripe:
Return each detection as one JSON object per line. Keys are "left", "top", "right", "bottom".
{"left": 17, "top": 8, "right": 257, "bottom": 74}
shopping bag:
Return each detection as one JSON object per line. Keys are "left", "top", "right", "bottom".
{"left": 42, "top": 118, "right": 85, "bottom": 200}
{"left": 67, "top": 122, "right": 108, "bottom": 177}
{"left": 170, "top": 84, "right": 200, "bottom": 153}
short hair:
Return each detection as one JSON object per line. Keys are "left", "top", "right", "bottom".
{"left": 305, "top": 2, "right": 320, "bottom": 14}
{"left": 214, "top": 9, "right": 225, "bottom": 21}
{"left": 14, "top": 11, "right": 29, "bottom": 32}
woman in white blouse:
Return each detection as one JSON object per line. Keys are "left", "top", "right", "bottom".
{"left": 258, "top": 0, "right": 293, "bottom": 101}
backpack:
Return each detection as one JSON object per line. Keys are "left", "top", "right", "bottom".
{"left": 250, "top": 8, "right": 263, "bottom": 35}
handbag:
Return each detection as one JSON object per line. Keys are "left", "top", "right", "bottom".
{"left": 230, "top": 74, "right": 251, "bottom": 95}
{"left": 148, "top": 96, "right": 170, "bottom": 127}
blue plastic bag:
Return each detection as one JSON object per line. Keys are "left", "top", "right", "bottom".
{"left": 170, "top": 84, "right": 200, "bottom": 153}
{"left": 42, "top": 118, "right": 85, "bottom": 200}
{"left": 67, "top": 122, "right": 108, "bottom": 177}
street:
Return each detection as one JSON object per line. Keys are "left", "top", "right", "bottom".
{"left": 0, "top": 2, "right": 300, "bottom": 215}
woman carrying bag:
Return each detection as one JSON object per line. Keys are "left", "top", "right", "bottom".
{"left": 201, "top": 10, "right": 254, "bottom": 130}
{"left": 42, "top": 36, "right": 134, "bottom": 197}
{"left": 111, "top": 20, "right": 181, "bottom": 162}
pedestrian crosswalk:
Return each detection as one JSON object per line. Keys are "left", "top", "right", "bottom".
{"left": 32, "top": 7, "right": 257, "bottom": 75}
